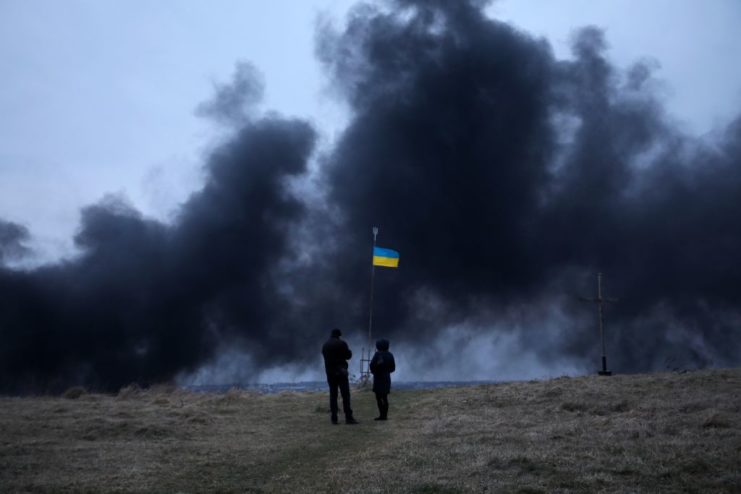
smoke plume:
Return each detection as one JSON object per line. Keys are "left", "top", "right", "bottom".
{"left": 1, "top": 0, "right": 740, "bottom": 392}
{"left": 0, "top": 220, "right": 31, "bottom": 265}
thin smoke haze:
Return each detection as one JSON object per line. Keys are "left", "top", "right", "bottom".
{"left": 1, "top": 0, "right": 740, "bottom": 393}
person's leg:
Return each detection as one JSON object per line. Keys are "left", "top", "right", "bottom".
{"left": 338, "top": 376, "right": 356, "bottom": 423}
{"left": 376, "top": 393, "right": 389, "bottom": 420}
{"left": 328, "top": 377, "right": 339, "bottom": 424}
{"left": 373, "top": 393, "right": 388, "bottom": 420}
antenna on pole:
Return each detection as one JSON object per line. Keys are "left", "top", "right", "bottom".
{"left": 580, "top": 272, "right": 618, "bottom": 376}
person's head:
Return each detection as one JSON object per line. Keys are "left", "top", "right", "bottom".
{"left": 331, "top": 328, "right": 342, "bottom": 338}
{"left": 376, "top": 338, "right": 389, "bottom": 351}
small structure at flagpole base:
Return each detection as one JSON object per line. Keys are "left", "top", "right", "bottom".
{"left": 580, "top": 272, "right": 618, "bottom": 376}
{"left": 359, "top": 347, "right": 372, "bottom": 386}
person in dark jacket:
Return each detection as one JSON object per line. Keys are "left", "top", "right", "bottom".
{"left": 369, "top": 338, "right": 396, "bottom": 421}
{"left": 321, "top": 328, "right": 358, "bottom": 425}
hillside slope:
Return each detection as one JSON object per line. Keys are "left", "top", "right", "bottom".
{"left": 1, "top": 369, "right": 740, "bottom": 493}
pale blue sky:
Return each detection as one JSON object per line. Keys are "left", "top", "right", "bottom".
{"left": 1, "top": 0, "right": 740, "bottom": 262}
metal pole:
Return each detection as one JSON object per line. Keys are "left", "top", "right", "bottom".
{"left": 579, "top": 272, "right": 615, "bottom": 376}
{"left": 597, "top": 272, "right": 611, "bottom": 376}
{"left": 366, "top": 226, "right": 378, "bottom": 379}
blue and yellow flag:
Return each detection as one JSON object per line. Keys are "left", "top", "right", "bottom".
{"left": 373, "top": 246, "right": 400, "bottom": 268}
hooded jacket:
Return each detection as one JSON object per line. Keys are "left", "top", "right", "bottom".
{"left": 369, "top": 339, "right": 396, "bottom": 394}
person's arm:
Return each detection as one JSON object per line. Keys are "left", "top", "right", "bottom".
{"left": 369, "top": 353, "right": 378, "bottom": 374}
{"left": 389, "top": 353, "right": 396, "bottom": 373}
{"left": 343, "top": 341, "right": 352, "bottom": 360}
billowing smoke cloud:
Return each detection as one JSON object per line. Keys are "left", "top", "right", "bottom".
{"left": 0, "top": 71, "right": 316, "bottom": 392}
{"left": 317, "top": 1, "right": 741, "bottom": 374}
{"left": 0, "top": 220, "right": 31, "bottom": 266}
{"left": 1, "top": 0, "right": 740, "bottom": 392}
{"left": 195, "top": 61, "right": 265, "bottom": 126}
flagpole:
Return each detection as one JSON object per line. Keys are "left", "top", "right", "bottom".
{"left": 367, "top": 226, "right": 378, "bottom": 379}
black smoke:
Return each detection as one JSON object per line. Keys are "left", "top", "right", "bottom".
{"left": 317, "top": 1, "right": 741, "bottom": 373}
{"left": 0, "top": 220, "right": 31, "bottom": 264}
{"left": 0, "top": 102, "right": 316, "bottom": 392}
{"left": 1, "top": 0, "right": 740, "bottom": 392}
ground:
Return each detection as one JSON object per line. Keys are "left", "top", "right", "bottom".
{"left": 1, "top": 368, "right": 740, "bottom": 493}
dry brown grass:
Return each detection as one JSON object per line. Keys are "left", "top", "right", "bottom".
{"left": 1, "top": 369, "right": 740, "bottom": 493}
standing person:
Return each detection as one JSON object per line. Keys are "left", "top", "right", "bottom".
{"left": 370, "top": 338, "right": 396, "bottom": 421}
{"left": 321, "top": 328, "right": 358, "bottom": 425}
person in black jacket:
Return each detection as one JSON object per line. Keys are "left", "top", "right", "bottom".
{"left": 321, "top": 328, "right": 358, "bottom": 425}
{"left": 369, "top": 338, "right": 396, "bottom": 421}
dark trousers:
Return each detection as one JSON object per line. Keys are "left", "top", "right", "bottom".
{"left": 375, "top": 392, "right": 389, "bottom": 419}
{"left": 327, "top": 373, "right": 353, "bottom": 421}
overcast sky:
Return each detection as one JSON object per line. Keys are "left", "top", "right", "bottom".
{"left": 2, "top": 0, "right": 741, "bottom": 262}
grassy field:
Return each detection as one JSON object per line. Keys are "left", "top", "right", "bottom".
{"left": 1, "top": 369, "right": 740, "bottom": 493}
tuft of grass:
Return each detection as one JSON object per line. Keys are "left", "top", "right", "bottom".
{"left": 62, "top": 386, "right": 87, "bottom": 399}
{"left": 516, "top": 488, "right": 546, "bottom": 494}
{"left": 116, "top": 383, "right": 142, "bottom": 399}
{"left": 1, "top": 368, "right": 740, "bottom": 493}
{"left": 411, "top": 484, "right": 464, "bottom": 494}
{"left": 702, "top": 412, "right": 732, "bottom": 429}
{"left": 561, "top": 401, "right": 589, "bottom": 412}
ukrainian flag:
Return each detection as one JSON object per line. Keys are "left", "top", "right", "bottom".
{"left": 373, "top": 246, "right": 400, "bottom": 268}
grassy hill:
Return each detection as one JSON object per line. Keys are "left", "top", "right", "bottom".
{"left": 1, "top": 368, "right": 740, "bottom": 493}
